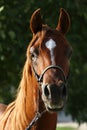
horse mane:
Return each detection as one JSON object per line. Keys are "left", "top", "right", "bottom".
{"left": 0, "top": 57, "right": 33, "bottom": 129}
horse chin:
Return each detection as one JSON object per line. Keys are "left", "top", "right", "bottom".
{"left": 45, "top": 102, "right": 64, "bottom": 112}
{"left": 46, "top": 106, "right": 64, "bottom": 112}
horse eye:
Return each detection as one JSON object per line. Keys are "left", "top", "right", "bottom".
{"left": 30, "top": 53, "right": 36, "bottom": 59}
{"left": 30, "top": 52, "right": 37, "bottom": 62}
{"left": 30, "top": 47, "right": 39, "bottom": 61}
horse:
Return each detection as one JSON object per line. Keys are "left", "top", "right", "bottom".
{"left": 0, "top": 8, "right": 72, "bottom": 130}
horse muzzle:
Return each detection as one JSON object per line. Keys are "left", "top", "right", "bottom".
{"left": 32, "top": 65, "right": 68, "bottom": 112}
{"left": 42, "top": 82, "right": 67, "bottom": 112}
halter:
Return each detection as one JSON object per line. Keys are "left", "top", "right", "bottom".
{"left": 33, "top": 65, "right": 67, "bottom": 83}
{"left": 25, "top": 65, "right": 67, "bottom": 130}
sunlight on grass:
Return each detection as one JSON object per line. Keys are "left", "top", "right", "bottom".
{"left": 56, "top": 127, "right": 75, "bottom": 130}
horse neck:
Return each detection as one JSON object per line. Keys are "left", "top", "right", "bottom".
{"left": 15, "top": 60, "right": 38, "bottom": 126}
{"left": 14, "top": 60, "right": 57, "bottom": 130}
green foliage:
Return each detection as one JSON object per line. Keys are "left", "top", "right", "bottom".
{"left": 65, "top": 0, "right": 87, "bottom": 123}
{"left": 0, "top": 0, "right": 87, "bottom": 122}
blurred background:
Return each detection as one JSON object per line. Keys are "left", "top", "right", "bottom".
{"left": 0, "top": 0, "right": 87, "bottom": 125}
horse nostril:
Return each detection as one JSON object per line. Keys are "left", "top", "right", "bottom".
{"left": 44, "top": 85, "right": 50, "bottom": 97}
{"left": 60, "top": 83, "right": 67, "bottom": 98}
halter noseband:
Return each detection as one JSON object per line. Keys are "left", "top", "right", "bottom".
{"left": 33, "top": 65, "right": 67, "bottom": 84}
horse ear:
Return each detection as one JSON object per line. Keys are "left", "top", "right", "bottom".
{"left": 56, "top": 8, "right": 70, "bottom": 35}
{"left": 30, "top": 8, "right": 42, "bottom": 34}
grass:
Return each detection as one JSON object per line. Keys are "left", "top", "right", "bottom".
{"left": 56, "top": 127, "right": 75, "bottom": 130}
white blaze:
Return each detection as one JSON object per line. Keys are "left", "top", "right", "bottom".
{"left": 45, "top": 39, "right": 56, "bottom": 64}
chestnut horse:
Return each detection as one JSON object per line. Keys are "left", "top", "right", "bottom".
{"left": 0, "top": 8, "right": 72, "bottom": 130}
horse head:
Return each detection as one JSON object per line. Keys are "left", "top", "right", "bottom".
{"left": 27, "top": 8, "right": 72, "bottom": 112}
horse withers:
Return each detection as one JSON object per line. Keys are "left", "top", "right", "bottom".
{"left": 0, "top": 8, "right": 72, "bottom": 130}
